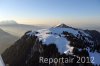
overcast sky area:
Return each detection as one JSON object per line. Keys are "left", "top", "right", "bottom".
{"left": 0, "top": 0, "right": 100, "bottom": 26}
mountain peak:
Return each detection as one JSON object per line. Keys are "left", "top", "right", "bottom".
{"left": 56, "top": 23, "right": 70, "bottom": 28}
{"left": 2, "top": 24, "right": 100, "bottom": 66}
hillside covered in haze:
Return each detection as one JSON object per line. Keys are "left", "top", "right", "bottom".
{"left": 0, "top": 28, "right": 18, "bottom": 54}
{"left": 0, "top": 20, "right": 49, "bottom": 37}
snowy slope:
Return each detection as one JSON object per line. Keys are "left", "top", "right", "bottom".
{"left": 27, "top": 24, "right": 92, "bottom": 54}
{"left": 89, "top": 52, "right": 100, "bottom": 64}
{"left": 86, "top": 48, "right": 100, "bottom": 65}
{"left": 27, "top": 24, "right": 100, "bottom": 65}
{"left": 0, "top": 55, "right": 5, "bottom": 66}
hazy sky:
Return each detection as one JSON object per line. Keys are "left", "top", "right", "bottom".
{"left": 0, "top": 0, "right": 100, "bottom": 26}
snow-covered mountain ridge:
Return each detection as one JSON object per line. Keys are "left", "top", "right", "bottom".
{"left": 2, "top": 24, "right": 100, "bottom": 66}
{"left": 27, "top": 24, "right": 93, "bottom": 53}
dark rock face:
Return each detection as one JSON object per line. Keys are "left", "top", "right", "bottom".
{"left": 1, "top": 27, "right": 100, "bottom": 66}
{"left": 85, "top": 30, "right": 100, "bottom": 53}
{"left": 2, "top": 34, "right": 37, "bottom": 66}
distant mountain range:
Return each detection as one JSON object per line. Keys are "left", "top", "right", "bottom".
{"left": 0, "top": 22, "right": 49, "bottom": 37}
{"left": 76, "top": 25, "right": 100, "bottom": 32}
{"left": 2, "top": 24, "right": 100, "bottom": 66}
{"left": 0, "top": 20, "right": 17, "bottom": 25}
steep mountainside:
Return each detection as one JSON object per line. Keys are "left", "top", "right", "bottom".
{"left": 0, "top": 28, "right": 18, "bottom": 54}
{"left": 2, "top": 24, "right": 100, "bottom": 66}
